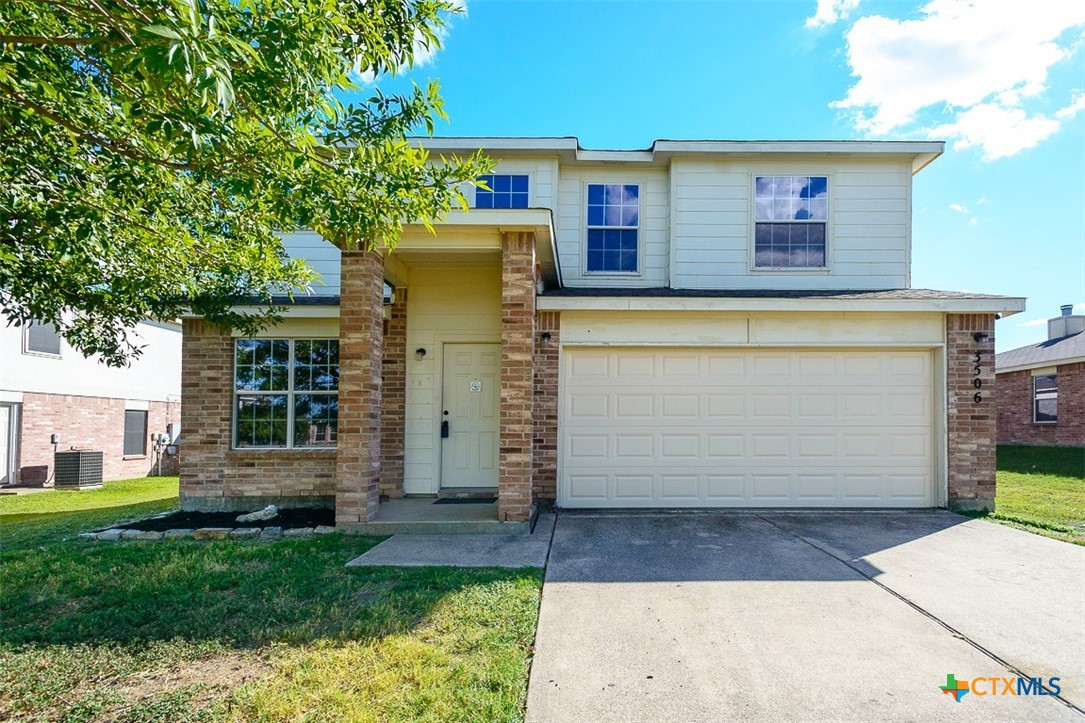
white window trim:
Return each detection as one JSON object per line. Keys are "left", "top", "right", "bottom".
{"left": 22, "top": 322, "right": 63, "bottom": 359}
{"left": 123, "top": 408, "right": 149, "bottom": 457}
{"left": 1032, "top": 373, "right": 1058, "bottom": 425}
{"left": 748, "top": 172, "right": 833, "bottom": 274}
{"left": 471, "top": 171, "right": 535, "bottom": 209}
{"left": 231, "top": 338, "right": 339, "bottom": 450}
{"left": 582, "top": 180, "right": 644, "bottom": 277}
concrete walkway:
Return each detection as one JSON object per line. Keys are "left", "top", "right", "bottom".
{"left": 346, "top": 512, "right": 554, "bottom": 568}
{"left": 527, "top": 511, "right": 1085, "bottom": 722}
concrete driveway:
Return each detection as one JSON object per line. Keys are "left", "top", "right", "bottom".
{"left": 527, "top": 511, "right": 1085, "bottom": 722}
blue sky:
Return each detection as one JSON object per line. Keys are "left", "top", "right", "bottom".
{"left": 380, "top": 0, "right": 1084, "bottom": 353}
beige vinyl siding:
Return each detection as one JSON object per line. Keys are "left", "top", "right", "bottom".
{"left": 403, "top": 264, "right": 502, "bottom": 494}
{"left": 279, "top": 230, "right": 342, "bottom": 296}
{"left": 556, "top": 165, "right": 670, "bottom": 287}
{"left": 669, "top": 158, "right": 912, "bottom": 290}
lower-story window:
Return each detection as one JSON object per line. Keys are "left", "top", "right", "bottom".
{"left": 123, "top": 410, "right": 148, "bottom": 456}
{"left": 234, "top": 339, "right": 339, "bottom": 448}
{"left": 1033, "top": 374, "right": 1057, "bottom": 423}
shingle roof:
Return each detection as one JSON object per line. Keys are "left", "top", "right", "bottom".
{"left": 996, "top": 331, "right": 1085, "bottom": 371}
{"left": 541, "top": 287, "right": 1014, "bottom": 300}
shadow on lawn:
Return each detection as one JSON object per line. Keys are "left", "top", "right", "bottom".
{"left": 1, "top": 511, "right": 538, "bottom": 650}
{"left": 997, "top": 444, "right": 1085, "bottom": 477}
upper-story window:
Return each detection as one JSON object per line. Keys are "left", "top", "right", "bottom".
{"left": 475, "top": 174, "right": 529, "bottom": 208}
{"left": 586, "top": 183, "right": 639, "bottom": 273}
{"left": 754, "top": 175, "right": 828, "bottom": 269}
{"left": 24, "top": 321, "right": 62, "bottom": 357}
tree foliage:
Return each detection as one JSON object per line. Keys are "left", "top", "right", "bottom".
{"left": 0, "top": 0, "right": 490, "bottom": 365}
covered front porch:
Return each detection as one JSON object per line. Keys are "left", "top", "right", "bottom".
{"left": 334, "top": 210, "right": 559, "bottom": 532}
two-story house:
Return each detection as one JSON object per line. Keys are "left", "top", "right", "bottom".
{"left": 179, "top": 138, "right": 1025, "bottom": 529}
{"left": 0, "top": 315, "right": 182, "bottom": 486}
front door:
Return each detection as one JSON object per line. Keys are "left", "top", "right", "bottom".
{"left": 440, "top": 343, "right": 500, "bottom": 489}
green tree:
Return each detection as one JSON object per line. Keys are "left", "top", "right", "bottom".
{"left": 0, "top": 0, "right": 489, "bottom": 365}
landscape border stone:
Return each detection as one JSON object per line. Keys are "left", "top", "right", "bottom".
{"left": 76, "top": 521, "right": 338, "bottom": 542}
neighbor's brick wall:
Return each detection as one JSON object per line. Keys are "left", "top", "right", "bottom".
{"left": 997, "top": 363, "right": 1085, "bottom": 447}
{"left": 499, "top": 232, "right": 535, "bottom": 522}
{"left": 180, "top": 318, "right": 336, "bottom": 511}
{"left": 17, "top": 393, "right": 180, "bottom": 485}
{"left": 380, "top": 287, "right": 407, "bottom": 499}
{"left": 335, "top": 250, "right": 384, "bottom": 527}
{"left": 946, "top": 314, "right": 997, "bottom": 511}
{"left": 532, "top": 311, "right": 560, "bottom": 504}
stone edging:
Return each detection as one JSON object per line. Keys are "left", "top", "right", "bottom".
{"left": 79, "top": 525, "right": 337, "bottom": 541}
{"left": 77, "top": 512, "right": 337, "bottom": 541}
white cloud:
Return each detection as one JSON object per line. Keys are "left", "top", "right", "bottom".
{"left": 968, "top": 217, "right": 978, "bottom": 225}
{"left": 1075, "top": 302, "right": 1085, "bottom": 312}
{"left": 832, "top": 0, "right": 1085, "bottom": 159}
{"left": 1017, "top": 317, "right": 1049, "bottom": 327}
{"left": 929, "top": 99, "right": 1082, "bottom": 160}
{"left": 806, "top": 0, "right": 860, "bottom": 29}
{"left": 948, "top": 203, "right": 968, "bottom": 213}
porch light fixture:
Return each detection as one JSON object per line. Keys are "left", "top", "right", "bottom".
{"left": 415, "top": 347, "right": 427, "bottom": 360}
{"left": 539, "top": 332, "right": 552, "bottom": 346}
{"left": 973, "top": 332, "right": 990, "bottom": 343}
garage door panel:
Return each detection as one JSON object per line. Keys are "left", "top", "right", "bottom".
{"left": 562, "top": 348, "right": 934, "bottom": 508}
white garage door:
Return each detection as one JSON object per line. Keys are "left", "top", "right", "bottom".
{"left": 561, "top": 348, "right": 934, "bottom": 508}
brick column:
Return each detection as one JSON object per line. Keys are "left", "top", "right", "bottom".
{"left": 499, "top": 232, "right": 536, "bottom": 522}
{"left": 380, "top": 287, "right": 407, "bottom": 498}
{"left": 336, "top": 250, "right": 385, "bottom": 526}
{"left": 946, "top": 313, "right": 997, "bottom": 511}
{"left": 533, "top": 311, "right": 560, "bottom": 504}
{"left": 180, "top": 318, "right": 232, "bottom": 510}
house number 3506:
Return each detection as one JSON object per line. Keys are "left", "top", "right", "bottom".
{"left": 972, "top": 351, "right": 983, "bottom": 403}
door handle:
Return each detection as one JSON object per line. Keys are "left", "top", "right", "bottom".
{"left": 441, "top": 420, "right": 450, "bottom": 439}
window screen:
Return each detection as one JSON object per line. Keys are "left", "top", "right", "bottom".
{"left": 26, "top": 322, "right": 62, "bottom": 355}
{"left": 123, "top": 410, "right": 148, "bottom": 456}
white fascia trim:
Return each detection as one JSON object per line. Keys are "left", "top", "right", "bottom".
{"left": 181, "top": 305, "right": 341, "bottom": 319}
{"left": 403, "top": 207, "right": 554, "bottom": 233}
{"left": 996, "top": 355, "right": 1085, "bottom": 374}
{"left": 0, "top": 391, "right": 24, "bottom": 403}
{"left": 537, "top": 296, "right": 1027, "bottom": 315}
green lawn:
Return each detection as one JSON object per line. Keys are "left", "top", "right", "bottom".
{"left": 992, "top": 445, "right": 1085, "bottom": 545}
{"left": 0, "top": 478, "right": 542, "bottom": 722}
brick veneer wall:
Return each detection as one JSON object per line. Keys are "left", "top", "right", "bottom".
{"left": 180, "top": 318, "right": 336, "bottom": 511}
{"left": 997, "top": 363, "right": 1085, "bottom": 446}
{"left": 946, "top": 313, "right": 997, "bottom": 511}
{"left": 16, "top": 393, "right": 179, "bottom": 485}
{"left": 335, "top": 250, "right": 384, "bottom": 527}
{"left": 381, "top": 287, "right": 407, "bottom": 498}
{"left": 499, "top": 232, "right": 535, "bottom": 522}
{"left": 532, "top": 311, "right": 559, "bottom": 504}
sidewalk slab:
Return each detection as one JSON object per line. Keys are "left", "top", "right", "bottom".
{"left": 346, "top": 512, "right": 554, "bottom": 568}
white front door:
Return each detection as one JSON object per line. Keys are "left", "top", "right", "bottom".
{"left": 440, "top": 343, "right": 500, "bottom": 489}
{"left": 0, "top": 404, "right": 17, "bottom": 485}
{"left": 561, "top": 348, "right": 934, "bottom": 508}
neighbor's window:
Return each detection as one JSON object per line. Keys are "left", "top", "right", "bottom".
{"left": 754, "top": 175, "right": 828, "bottom": 268}
{"left": 234, "top": 339, "right": 339, "bottom": 448}
{"left": 25, "top": 321, "right": 62, "bottom": 356}
{"left": 123, "top": 410, "right": 148, "bottom": 456}
{"left": 475, "top": 174, "right": 529, "bottom": 208}
{"left": 586, "top": 183, "right": 639, "bottom": 273}
{"left": 1033, "top": 374, "right": 1057, "bottom": 424}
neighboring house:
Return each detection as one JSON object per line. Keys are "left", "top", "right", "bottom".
{"left": 0, "top": 316, "right": 182, "bottom": 486}
{"left": 180, "top": 137, "right": 1026, "bottom": 528}
{"left": 995, "top": 305, "right": 1084, "bottom": 447}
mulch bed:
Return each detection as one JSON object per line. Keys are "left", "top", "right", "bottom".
{"left": 103, "top": 507, "right": 335, "bottom": 532}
